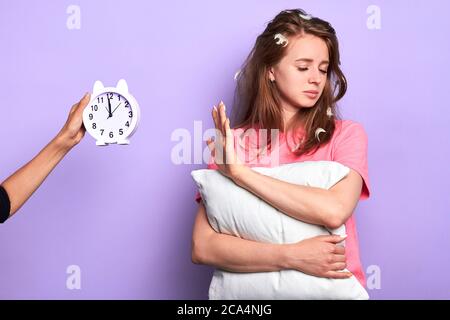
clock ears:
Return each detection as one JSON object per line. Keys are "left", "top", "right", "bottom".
{"left": 92, "top": 79, "right": 129, "bottom": 94}
{"left": 93, "top": 80, "right": 104, "bottom": 95}
{"left": 116, "top": 79, "right": 129, "bottom": 93}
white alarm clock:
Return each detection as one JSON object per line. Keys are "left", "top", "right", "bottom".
{"left": 83, "top": 79, "right": 140, "bottom": 146}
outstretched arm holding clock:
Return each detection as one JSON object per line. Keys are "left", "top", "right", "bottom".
{"left": 0, "top": 92, "right": 90, "bottom": 223}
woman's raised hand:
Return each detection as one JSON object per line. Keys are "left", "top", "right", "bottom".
{"left": 206, "top": 101, "right": 245, "bottom": 180}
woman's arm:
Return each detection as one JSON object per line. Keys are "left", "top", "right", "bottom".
{"left": 192, "top": 202, "right": 352, "bottom": 278}
{"left": 192, "top": 202, "right": 283, "bottom": 272}
{"left": 208, "top": 102, "right": 363, "bottom": 229}
{"left": 0, "top": 93, "right": 90, "bottom": 219}
{"left": 231, "top": 167, "right": 363, "bottom": 229}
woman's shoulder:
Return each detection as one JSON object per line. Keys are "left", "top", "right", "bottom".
{"left": 332, "top": 119, "right": 368, "bottom": 143}
{"left": 334, "top": 119, "right": 367, "bottom": 134}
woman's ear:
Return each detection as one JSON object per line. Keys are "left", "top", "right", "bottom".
{"left": 268, "top": 67, "right": 276, "bottom": 82}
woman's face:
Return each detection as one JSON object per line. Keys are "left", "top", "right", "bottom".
{"left": 270, "top": 33, "right": 329, "bottom": 111}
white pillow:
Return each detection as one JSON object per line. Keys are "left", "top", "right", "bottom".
{"left": 191, "top": 161, "right": 369, "bottom": 300}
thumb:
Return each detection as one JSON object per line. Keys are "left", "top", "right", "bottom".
{"left": 73, "top": 92, "right": 91, "bottom": 116}
{"left": 79, "top": 92, "right": 91, "bottom": 108}
{"left": 206, "top": 138, "right": 216, "bottom": 158}
{"left": 206, "top": 138, "right": 215, "bottom": 151}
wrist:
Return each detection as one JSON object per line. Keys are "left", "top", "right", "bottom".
{"left": 53, "top": 133, "right": 76, "bottom": 153}
{"left": 278, "top": 243, "right": 303, "bottom": 270}
{"left": 273, "top": 243, "right": 292, "bottom": 270}
{"left": 230, "top": 165, "right": 249, "bottom": 185}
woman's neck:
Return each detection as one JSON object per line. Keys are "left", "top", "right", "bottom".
{"left": 281, "top": 103, "right": 300, "bottom": 130}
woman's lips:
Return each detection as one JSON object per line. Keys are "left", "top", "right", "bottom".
{"left": 303, "top": 91, "right": 319, "bottom": 99}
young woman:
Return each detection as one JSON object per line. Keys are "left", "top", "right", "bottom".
{"left": 191, "top": 8, "right": 371, "bottom": 295}
{"left": 0, "top": 93, "right": 90, "bottom": 223}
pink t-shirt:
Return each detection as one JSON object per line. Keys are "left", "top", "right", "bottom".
{"left": 194, "top": 119, "right": 371, "bottom": 287}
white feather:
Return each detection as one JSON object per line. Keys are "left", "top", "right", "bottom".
{"left": 315, "top": 128, "right": 326, "bottom": 141}
{"left": 299, "top": 13, "right": 313, "bottom": 20}
{"left": 327, "top": 107, "right": 333, "bottom": 117}
{"left": 274, "top": 33, "right": 288, "bottom": 47}
{"left": 234, "top": 69, "right": 241, "bottom": 81}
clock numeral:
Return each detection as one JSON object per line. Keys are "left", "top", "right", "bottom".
{"left": 108, "top": 93, "right": 113, "bottom": 99}
{"left": 91, "top": 105, "right": 98, "bottom": 112}
{"left": 92, "top": 123, "right": 97, "bottom": 129}
{"left": 89, "top": 113, "right": 93, "bottom": 120}
{"left": 128, "top": 111, "right": 133, "bottom": 118}
{"left": 100, "top": 129, "right": 104, "bottom": 136}
{"left": 109, "top": 132, "right": 114, "bottom": 138}
{"left": 118, "top": 95, "right": 121, "bottom": 101}
{"left": 125, "top": 121, "right": 130, "bottom": 127}
{"left": 119, "top": 129, "right": 123, "bottom": 135}
{"left": 125, "top": 101, "right": 130, "bottom": 108}
{"left": 97, "top": 97, "right": 104, "bottom": 103}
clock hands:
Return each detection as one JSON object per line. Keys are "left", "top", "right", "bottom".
{"left": 111, "top": 102, "right": 122, "bottom": 115}
{"left": 107, "top": 95, "right": 113, "bottom": 119}
{"left": 103, "top": 94, "right": 124, "bottom": 120}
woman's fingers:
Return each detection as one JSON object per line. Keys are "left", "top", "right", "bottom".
{"left": 333, "top": 245, "right": 345, "bottom": 255}
{"left": 212, "top": 106, "right": 224, "bottom": 156}
{"left": 211, "top": 101, "right": 229, "bottom": 136}
{"left": 210, "top": 101, "right": 234, "bottom": 166}
{"left": 212, "top": 105, "right": 221, "bottom": 131}
{"left": 225, "top": 118, "right": 233, "bottom": 146}
{"left": 212, "top": 106, "right": 221, "bottom": 139}
{"left": 219, "top": 101, "right": 227, "bottom": 133}
{"left": 325, "top": 271, "right": 353, "bottom": 279}
{"left": 213, "top": 103, "right": 228, "bottom": 139}
{"left": 332, "top": 254, "right": 346, "bottom": 263}
{"left": 331, "top": 262, "right": 347, "bottom": 271}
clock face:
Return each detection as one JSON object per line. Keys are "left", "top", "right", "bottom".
{"left": 84, "top": 92, "right": 134, "bottom": 143}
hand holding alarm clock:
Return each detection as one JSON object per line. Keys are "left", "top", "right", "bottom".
{"left": 83, "top": 79, "right": 140, "bottom": 146}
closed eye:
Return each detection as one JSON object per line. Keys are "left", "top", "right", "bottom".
{"left": 297, "top": 67, "right": 328, "bottom": 74}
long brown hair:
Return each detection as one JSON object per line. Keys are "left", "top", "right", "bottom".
{"left": 231, "top": 8, "right": 347, "bottom": 156}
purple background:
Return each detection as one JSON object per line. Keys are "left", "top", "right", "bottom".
{"left": 0, "top": 0, "right": 449, "bottom": 299}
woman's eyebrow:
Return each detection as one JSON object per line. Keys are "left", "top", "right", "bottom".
{"left": 295, "top": 58, "right": 329, "bottom": 65}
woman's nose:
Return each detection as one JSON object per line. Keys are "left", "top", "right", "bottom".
{"left": 308, "top": 70, "right": 322, "bottom": 84}
{"left": 309, "top": 73, "right": 320, "bottom": 84}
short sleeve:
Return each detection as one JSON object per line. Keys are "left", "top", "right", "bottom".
{"left": 194, "top": 157, "right": 219, "bottom": 204}
{"left": 332, "top": 121, "right": 371, "bottom": 200}
{"left": 0, "top": 185, "right": 11, "bottom": 223}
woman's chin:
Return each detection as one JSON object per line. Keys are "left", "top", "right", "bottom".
{"left": 297, "top": 100, "right": 317, "bottom": 108}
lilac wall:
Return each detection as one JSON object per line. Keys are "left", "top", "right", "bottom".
{"left": 0, "top": 0, "right": 449, "bottom": 299}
